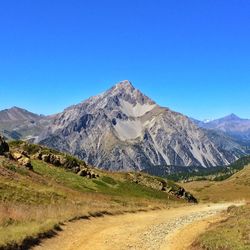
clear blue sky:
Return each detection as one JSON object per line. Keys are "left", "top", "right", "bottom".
{"left": 0, "top": 0, "right": 249, "bottom": 120}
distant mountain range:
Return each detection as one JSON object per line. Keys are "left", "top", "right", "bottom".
{"left": 0, "top": 81, "right": 248, "bottom": 172}
{"left": 0, "top": 107, "right": 51, "bottom": 141}
{"left": 192, "top": 114, "right": 250, "bottom": 146}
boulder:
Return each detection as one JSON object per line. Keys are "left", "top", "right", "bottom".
{"left": 78, "top": 169, "right": 88, "bottom": 177}
{"left": 49, "top": 154, "right": 61, "bottom": 166}
{"left": 58, "top": 155, "right": 67, "bottom": 165}
{"left": 41, "top": 154, "right": 50, "bottom": 162}
{"left": 18, "top": 156, "right": 33, "bottom": 170}
{"left": 0, "top": 135, "right": 9, "bottom": 155}
{"left": 11, "top": 151, "right": 33, "bottom": 170}
{"left": 78, "top": 168, "right": 98, "bottom": 179}
{"left": 12, "top": 152, "right": 23, "bottom": 160}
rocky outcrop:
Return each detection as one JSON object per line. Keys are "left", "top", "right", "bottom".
{"left": 127, "top": 173, "right": 167, "bottom": 191}
{"left": 0, "top": 134, "right": 9, "bottom": 155}
{"left": 167, "top": 186, "right": 197, "bottom": 203}
{"left": 35, "top": 151, "right": 99, "bottom": 179}
{"left": 0, "top": 134, "right": 33, "bottom": 169}
{"left": 126, "top": 172, "right": 197, "bottom": 203}
{"left": 11, "top": 151, "right": 33, "bottom": 170}
{"left": 78, "top": 168, "right": 99, "bottom": 179}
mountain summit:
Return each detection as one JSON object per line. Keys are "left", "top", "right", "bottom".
{"left": 37, "top": 80, "right": 239, "bottom": 171}
{"left": 0, "top": 106, "right": 40, "bottom": 122}
{"left": 194, "top": 113, "right": 250, "bottom": 144}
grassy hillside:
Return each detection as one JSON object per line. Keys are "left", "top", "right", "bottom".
{"left": 181, "top": 164, "right": 250, "bottom": 203}
{"left": 182, "top": 160, "right": 250, "bottom": 249}
{"left": 0, "top": 140, "right": 194, "bottom": 249}
{"left": 192, "top": 204, "right": 250, "bottom": 250}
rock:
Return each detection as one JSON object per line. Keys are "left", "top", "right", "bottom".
{"left": 36, "top": 151, "right": 98, "bottom": 178}
{"left": 58, "top": 155, "right": 67, "bottom": 165}
{"left": 63, "top": 158, "right": 81, "bottom": 173}
{"left": 49, "top": 154, "right": 61, "bottom": 166}
{"left": 78, "top": 168, "right": 98, "bottom": 179}
{"left": 41, "top": 154, "right": 50, "bottom": 162}
{"left": 18, "top": 156, "right": 33, "bottom": 170}
{"left": 78, "top": 169, "right": 88, "bottom": 177}
{"left": 12, "top": 152, "right": 23, "bottom": 160}
{"left": 4, "top": 152, "right": 14, "bottom": 160}
{"left": 33, "top": 152, "right": 42, "bottom": 160}
{"left": 91, "top": 172, "right": 97, "bottom": 179}
{"left": 11, "top": 150, "right": 33, "bottom": 170}
{"left": 21, "top": 151, "right": 29, "bottom": 158}
{"left": 0, "top": 134, "right": 9, "bottom": 155}
{"left": 227, "top": 205, "right": 237, "bottom": 213}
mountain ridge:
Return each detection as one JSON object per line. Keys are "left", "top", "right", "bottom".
{"left": 193, "top": 113, "right": 250, "bottom": 145}
{"left": 35, "top": 81, "right": 244, "bottom": 171}
{"left": 0, "top": 80, "right": 248, "bottom": 172}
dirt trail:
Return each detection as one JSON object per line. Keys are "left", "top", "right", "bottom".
{"left": 33, "top": 203, "right": 237, "bottom": 250}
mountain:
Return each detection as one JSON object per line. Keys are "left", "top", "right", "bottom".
{"left": 193, "top": 114, "right": 250, "bottom": 146}
{"left": 36, "top": 80, "right": 242, "bottom": 171}
{"left": 0, "top": 106, "right": 40, "bottom": 122}
{"left": 0, "top": 106, "right": 50, "bottom": 141}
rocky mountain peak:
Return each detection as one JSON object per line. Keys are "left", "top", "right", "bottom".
{"left": 106, "top": 80, "right": 155, "bottom": 108}
{"left": 0, "top": 106, "right": 41, "bottom": 122}
{"left": 36, "top": 80, "right": 242, "bottom": 171}
{"left": 115, "top": 80, "right": 134, "bottom": 90}
{"left": 225, "top": 113, "right": 241, "bottom": 121}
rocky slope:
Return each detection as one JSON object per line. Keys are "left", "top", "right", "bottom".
{"left": 36, "top": 80, "right": 242, "bottom": 171}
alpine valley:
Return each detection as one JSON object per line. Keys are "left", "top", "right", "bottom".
{"left": 0, "top": 81, "right": 248, "bottom": 172}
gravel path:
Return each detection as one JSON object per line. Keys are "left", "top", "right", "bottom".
{"left": 33, "top": 203, "right": 236, "bottom": 250}
{"left": 135, "top": 207, "right": 224, "bottom": 250}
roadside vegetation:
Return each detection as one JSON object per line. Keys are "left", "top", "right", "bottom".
{"left": 182, "top": 161, "right": 250, "bottom": 249}
{"left": 192, "top": 204, "right": 250, "bottom": 249}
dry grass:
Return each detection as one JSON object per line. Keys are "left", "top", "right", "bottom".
{"left": 181, "top": 164, "right": 250, "bottom": 203}
{"left": 0, "top": 157, "right": 182, "bottom": 248}
{"left": 184, "top": 164, "right": 250, "bottom": 249}
{"left": 192, "top": 204, "right": 250, "bottom": 250}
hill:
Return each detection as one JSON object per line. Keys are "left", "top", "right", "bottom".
{"left": 181, "top": 161, "right": 250, "bottom": 203}
{"left": 0, "top": 136, "right": 196, "bottom": 249}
